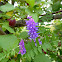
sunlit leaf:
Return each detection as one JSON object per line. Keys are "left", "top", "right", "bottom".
{"left": 0, "top": 34, "right": 18, "bottom": 51}
{"left": 0, "top": 3, "right": 14, "bottom": 12}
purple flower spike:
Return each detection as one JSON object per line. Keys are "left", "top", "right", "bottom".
{"left": 26, "top": 18, "right": 39, "bottom": 40}
{"left": 26, "top": 16, "right": 42, "bottom": 46}
{"left": 27, "top": 16, "right": 32, "bottom": 19}
{"left": 18, "top": 39, "right": 26, "bottom": 55}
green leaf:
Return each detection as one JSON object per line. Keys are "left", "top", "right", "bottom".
{"left": 31, "top": 39, "right": 35, "bottom": 48}
{"left": 33, "top": 47, "right": 38, "bottom": 55}
{"left": 42, "top": 43, "right": 52, "bottom": 52}
{"left": 34, "top": 53, "right": 52, "bottom": 62}
{"left": 41, "top": 13, "right": 53, "bottom": 22}
{"left": 36, "top": 38, "right": 39, "bottom": 46}
{"left": 52, "top": 1, "right": 60, "bottom": 11}
{"left": 53, "top": 40, "right": 58, "bottom": 46}
{"left": 30, "top": 13, "right": 38, "bottom": 22}
{"left": 30, "top": 50, "right": 34, "bottom": 59}
{"left": 0, "top": 46, "right": 3, "bottom": 52}
{"left": 8, "top": 59, "right": 15, "bottom": 62}
{"left": 20, "top": 31, "right": 29, "bottom": 39}
{"left": 53, "top": 0, "right": 59, "bottom": 3}
{"left": 0, "top": 53, "right": 6, "bottom": 61}
{"left": 0, "top": 3, "right": 14, "bottom": 12}
{"left": 11, "top": 50, "right": 16, "bottom": 56}
{"left": 42, "top": 43, "right": 47, "bottom": 51}
{"left": 38, "top": 46, "right": 42, "bottom": 53}
{"left": 1, "top": 58, "right": 9, "bottom": 62}
{"left": 0, "top": 13, "right": 10, "bottom": 18}
{"left": 25, "top": 52, "right": 31, "bottom": 61}
{"left": 0, "top": 14, "right": 3, "bottom": 17}
{"left": 2, "top": 23, "right": 15, "bottom": 33}
{"left": 25, "top": 42, "right": 32, "bottom": 52}
{"left": 35, "top": 0, "right": 41, "bottom": 5}
{"left": 0, "top": 34, "right": 18, "bottom": 51}
{"left": 25, "top": 7, "right": 38, "bottom": 22}
{"left": 25, "top": 0, "right": 35, "bottom": 7}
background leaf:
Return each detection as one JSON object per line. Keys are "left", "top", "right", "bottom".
{"left": 0, "top": 34, "right": 18, "bottom": 51}
{"left": 20, "top": 31, "right": 29, "bottom": 39}
{"left": 30, "top": 13, "right": 38, "bottom": 22}
{"left": 2, "top": 24, "right": 15, "bottom": 33}
{"left": 34, "top": 53, "right": 52, "bottom": 62}
{"left": 0, "top": 3, "right": 14, "bottom": 12}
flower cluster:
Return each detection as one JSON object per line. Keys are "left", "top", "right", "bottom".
{"left": 26, "top": 17, "right": 38, "bottom": 39}
{"left": 18, "top": 39, "right": 26, "bottom": 55}
{"left": 26, "top": 16, "right": 42, "bottom": 45}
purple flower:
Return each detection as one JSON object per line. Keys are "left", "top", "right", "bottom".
{"left": 38, "top": 39, "right": 42, "bottom": 45}
{"left": 26, "top": 17, "right": 38, "bottom": 40}
{"left": 27, "top": 16, "right": 32, "bottom": 19}
{"left": 18, "top": 39, "right": 26, "bottom": 55}
{"left": 26, "top": 16, "right": 42, "bottom": 45}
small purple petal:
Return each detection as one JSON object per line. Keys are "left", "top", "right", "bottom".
{"left": 27, "top": 16, "right": 32, "bottom": 19}
{"left": 35, "top": 43, "right": 37, "bottom": 46}
{"left": 38, "top": 39, "right": 42, "bottom": 45}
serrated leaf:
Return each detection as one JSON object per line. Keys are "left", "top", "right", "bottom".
{"left": 0, "top": 3, "right": 15, "bottom": 12}
{"left": 34, "top": 53, "right": 52, "bottom": 62}
{"left": 0, "top": 34, "right": 18, "bottom": 51}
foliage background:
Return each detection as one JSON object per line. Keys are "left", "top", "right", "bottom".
{"left": 0, "top": 0, "right": 62, "bottom": 62}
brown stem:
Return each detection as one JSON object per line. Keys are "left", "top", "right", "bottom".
{"left": 58, "top": 55, "right": 62, "bottom": 60}
{"left": 15, "top": 14, "right": 62, "bottom": 27}
{"left": 41, "top": 10, "right": 62, "bottom": 16}
{"left": 53, "top": 14, "right": 62, "bottom": 19}
{"left": 12, "top": 0, "right": 14, "bottom": 5}
{"left": 15, "top": 20, "right": 26, "bottom": 27}
{"left": 4, "top": 0, "right": 8, "bottom": 3}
